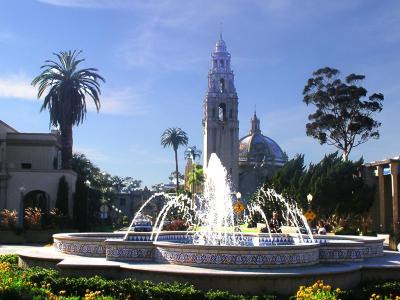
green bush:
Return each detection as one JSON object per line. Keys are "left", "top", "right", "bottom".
{"left": 0, "top": 254, "right": 18, "bottom": 265}
{"left": 2, "top": 260, "right": 276, "bottom": 300}
{"left": 342, "top": 281, "right": 400, "bottom": 300}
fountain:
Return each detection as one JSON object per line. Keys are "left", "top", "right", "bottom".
{"left": 18, "top": 153, "right": 390, "bottom": 295}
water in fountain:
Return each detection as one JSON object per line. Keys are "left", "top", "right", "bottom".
{"left": 191, "top": 153, "right": 240, "bottom": 246}
{"left": 124, "top": 153, "right": 314, "bottom": 245}
{"left": 247, "top": 188, "right": 315, "bottom": 244}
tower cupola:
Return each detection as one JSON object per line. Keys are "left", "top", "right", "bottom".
{"left": 250, "top": 111, "right": 261, "bottom": 135}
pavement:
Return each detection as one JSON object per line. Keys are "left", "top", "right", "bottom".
{"left": 0, "top": 243, "right": 47, "bottom": 255}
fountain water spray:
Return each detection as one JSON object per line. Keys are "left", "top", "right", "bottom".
{"left": 125, "top": 153, "right": 314, "bottom": 245}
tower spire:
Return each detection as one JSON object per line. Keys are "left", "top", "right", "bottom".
{"left": 219, "top": 22, "right": 223, "bottom": 40}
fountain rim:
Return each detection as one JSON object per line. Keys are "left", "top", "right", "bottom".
{"left": 153, "top": 240, "right": 320, "bottom": 251}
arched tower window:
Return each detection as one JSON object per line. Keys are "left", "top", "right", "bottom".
{"left": 219, "top": 78, "right": 225, "bottom": 92}
{"left": 218, "top": 103, "right": 226, "bottom": 122}
{"left": 220, "top": 60, "right": 224, "bottom": 67}
{"left": 212, "top": 108, "right": 216, "bottom": 118}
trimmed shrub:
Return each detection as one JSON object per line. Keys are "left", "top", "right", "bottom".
{"left": 56, "top": 175, "right": 69, "bottom": 215}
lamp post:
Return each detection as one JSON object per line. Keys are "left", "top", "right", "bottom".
{"left": 236, "top": 192, "right": 242, "bottom": 201}
{"left": 18, "top": 187, "right": 26, "bottom": 228}
{"left": 307, "top": 193, "right": 313, "bottom": 209}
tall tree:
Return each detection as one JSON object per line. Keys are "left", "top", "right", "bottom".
{"left": 161, "top": 128, "right": 188, "bottom": 194}
{"left": 32, "top": 50, "right": 105, "bottom": 169}
{"left": 303, "top": 67, "right": 384, "bottom": 161}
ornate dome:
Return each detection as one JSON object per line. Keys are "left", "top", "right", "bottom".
{"left": 239, "top": 112, "right": 287, "bottom": 166}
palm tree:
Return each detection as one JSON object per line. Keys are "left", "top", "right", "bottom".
{"left": 161, "top": 128, "right": 188, "bottom": 194}
{"left": 184, "top": 146, "right": 202, "bottom": 162}
{"left": 32, "top": 50, "right": 105, "bottom": 169}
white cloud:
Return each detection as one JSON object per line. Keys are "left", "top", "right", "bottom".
{"left": 0, "top": 74, "right": 36, "bottom": 100}
{"left": 87, "top": 87, "right": 150, "bottom": 116}
{"left": 0, "top": 73, "right": 148, "bottom": 116}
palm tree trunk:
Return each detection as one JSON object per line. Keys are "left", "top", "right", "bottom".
{"left": 174, "top": 149, "right": 179, "bottom": 194}
{"left": 61, "top": 123, "right": 73, "bottom": 169}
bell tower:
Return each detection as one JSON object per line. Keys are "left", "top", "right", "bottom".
{"left": 203, "top": 33, "right": 239, "bottom": 188}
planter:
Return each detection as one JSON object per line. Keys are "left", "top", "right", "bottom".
{"left": 0, "top": 230, "right": 25, "bottom": 243}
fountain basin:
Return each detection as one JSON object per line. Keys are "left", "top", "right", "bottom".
{"left": 154, "top": 241, "right": 320, "bottom": 268}
{"left": 53, "top": 232, "right": 384, "bottom": 268}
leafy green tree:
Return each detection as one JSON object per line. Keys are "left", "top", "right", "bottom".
{"left": 161, "top": 127, "right": 188, "bottom": 194}
{"left": 55, "top": 175, "right": 69, "bottom": 215}
{"left": 32, "top": 50, "right": 105, "bottom": 169}
{"left": 249, "top": 155, "right": 306, "bottom": 224}
{"left": 168, "top": 171, "right": 184, "bottom": 184}
{"left": 303, "top": 67, "right": 384, "bottom": 161}
{"left": 187, "top": 164, "right": 205, "bottom": 195}
{"left": 151, "top": 183, "right": 164, "bottom": 193}
{"left": 306, "top": 152, "right": 374, "bottom": 218}
{"left": 250, "top": 152, "right": 374, "bottom": 226}
{"left": 266, "top": 154, "right": 306, "bottom": 203}
{"left": 71, "top": 153, "right": 143, "bottom": 228}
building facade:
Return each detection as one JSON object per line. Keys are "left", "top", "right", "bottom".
{"left": 116, "top": 188, "right": 153, "bottom": 220}
{"left": 203, "top": 34, "right": 239, "bottom": 189}
{"left": 0, "top": 120, "right": 76, "bottom": 217}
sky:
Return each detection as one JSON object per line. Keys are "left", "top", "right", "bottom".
{"left": 0, "top": 0, "right": 399, "bottom": 187}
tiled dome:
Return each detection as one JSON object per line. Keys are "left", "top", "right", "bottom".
{"left": 239, "top": 113, "right": 287, "bottom": 165}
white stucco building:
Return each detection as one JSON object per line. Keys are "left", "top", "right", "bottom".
{"left": 0, "top": 120, "right": 76, "bottom": 217}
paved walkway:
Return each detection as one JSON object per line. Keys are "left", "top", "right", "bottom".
{"left": 0, "top": 244, "right": 46, "bottom": 255}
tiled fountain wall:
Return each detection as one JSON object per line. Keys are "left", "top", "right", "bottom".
{"left": 53, "top": 232, "right": 384, "bottom": 268}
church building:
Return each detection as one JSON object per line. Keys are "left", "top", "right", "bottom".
{"left": 202, "top": 34, "right": 287, "bottom": 200}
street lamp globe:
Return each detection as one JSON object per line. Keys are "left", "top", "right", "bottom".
{"left": 236, "top": 192, "right": 242, "bottom": 200}
{"left": 307, "top": 194, "right": 313, "bottom": 207}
